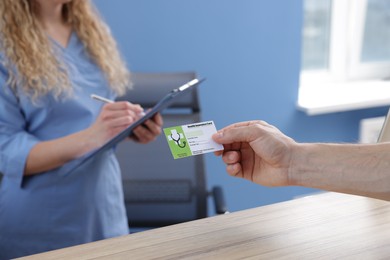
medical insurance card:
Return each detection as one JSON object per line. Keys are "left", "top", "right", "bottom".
{"left": 163, "top": 121, "right": 224, "bottom": 159}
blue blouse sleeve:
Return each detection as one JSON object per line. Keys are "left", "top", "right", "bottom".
{"left": 0, "top": 64, "right": 40, "bottom": 187}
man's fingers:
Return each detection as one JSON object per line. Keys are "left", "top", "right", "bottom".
{"left": 213, "top": 123, "right": 263, "bottom": 145}
{"left": 222, "top": 151, "right": 241, "bottom": 164}
{"left": 226, "top": 163, "right": 242, "bottom": 177}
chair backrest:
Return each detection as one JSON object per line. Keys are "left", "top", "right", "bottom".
{"left": 115, "top": 72, "right": 208, "bottom": 228}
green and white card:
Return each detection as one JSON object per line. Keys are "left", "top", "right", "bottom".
{"left": 163, "top": 121, "right": 224, "bottom": 159}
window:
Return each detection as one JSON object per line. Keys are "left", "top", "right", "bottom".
{"left": 301, "top": 0, "right": 331, "bottom": 70}
{"left": 298, "top": 0, "right": 390, "bottom": 115}
{"left": 362, "top": 1, "right": 390, "bottom": 63}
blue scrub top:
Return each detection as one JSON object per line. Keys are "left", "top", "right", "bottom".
{"left": 0, "top": 33, "right": 129, "bottom": 259}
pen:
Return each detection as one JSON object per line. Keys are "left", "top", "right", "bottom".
{"left": 91, "top": 94, "right": 146, "bottom": 116}
{"left": 90, "top": 94, "right": 114, "bottom": 104}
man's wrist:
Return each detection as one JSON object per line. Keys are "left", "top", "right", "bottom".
{"left": 287, "top": 143, "right": 310, "bottom": 187}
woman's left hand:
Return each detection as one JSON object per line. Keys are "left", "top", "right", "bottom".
{"left": 132, "top": 113, "right": 163, "bottom": 143}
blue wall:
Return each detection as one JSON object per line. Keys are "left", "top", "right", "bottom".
{"left": 94, "top": 0, "right": 388, "bottom": 213}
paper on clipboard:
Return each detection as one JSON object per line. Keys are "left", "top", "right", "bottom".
{"left": 69, "top": 78, "right": 205, "bottom": 172}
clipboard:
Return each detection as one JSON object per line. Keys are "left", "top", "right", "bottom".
{"left": 377, "top": 107, "right": 390, "bottom": 142}
{"left": 71, "top": 77, "right": 205, "bottom": 171}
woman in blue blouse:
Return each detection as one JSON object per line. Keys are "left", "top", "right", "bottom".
{"left": 0, "top": 0, "right": 163, "bottom": 258}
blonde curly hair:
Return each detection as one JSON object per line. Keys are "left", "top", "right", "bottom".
{"left": 0, "top": 0, "right": 130, "bottom": 101}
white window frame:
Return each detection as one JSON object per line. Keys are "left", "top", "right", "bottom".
{"left": 348, "top": 0, "right": 390, "bottom": 80}
{"left": 298, "top": 0, "right": 390, "bottom": 115}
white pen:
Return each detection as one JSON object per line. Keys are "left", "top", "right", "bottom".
{"left": 90, "top": 93, "right": 146, "bottom": 116}
{"left": 90, "top": 94, "right": 114, "bottom": 104}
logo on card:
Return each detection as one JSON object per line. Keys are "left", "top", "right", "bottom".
{"left": 164, "top": 126, "right": 192, "bottom": 159}
{"left": 164, "top": 121, "right": 224, "bottom": 160}
{"left": 167, "top": 129, "right": 186, "bottom": 148}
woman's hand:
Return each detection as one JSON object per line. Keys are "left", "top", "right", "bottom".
{"left": 131, "top": 113, "right": 163, "bottom": 144}
{"left": 24, "top": 101, "right": 160, "bottom": 176}
{"left": 87, "top": 101, "right": 144, "bottom": 149}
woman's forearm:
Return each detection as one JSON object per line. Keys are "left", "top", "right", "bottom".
{"left": 290, "top": 143, "right": 390, "bottom": 200}
{"left": 24, "top": 129, "right": 98, "bottom": 175}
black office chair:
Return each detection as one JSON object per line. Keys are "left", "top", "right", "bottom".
{"left": 115, "top": 72, "right": 228, "bottom": 231}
